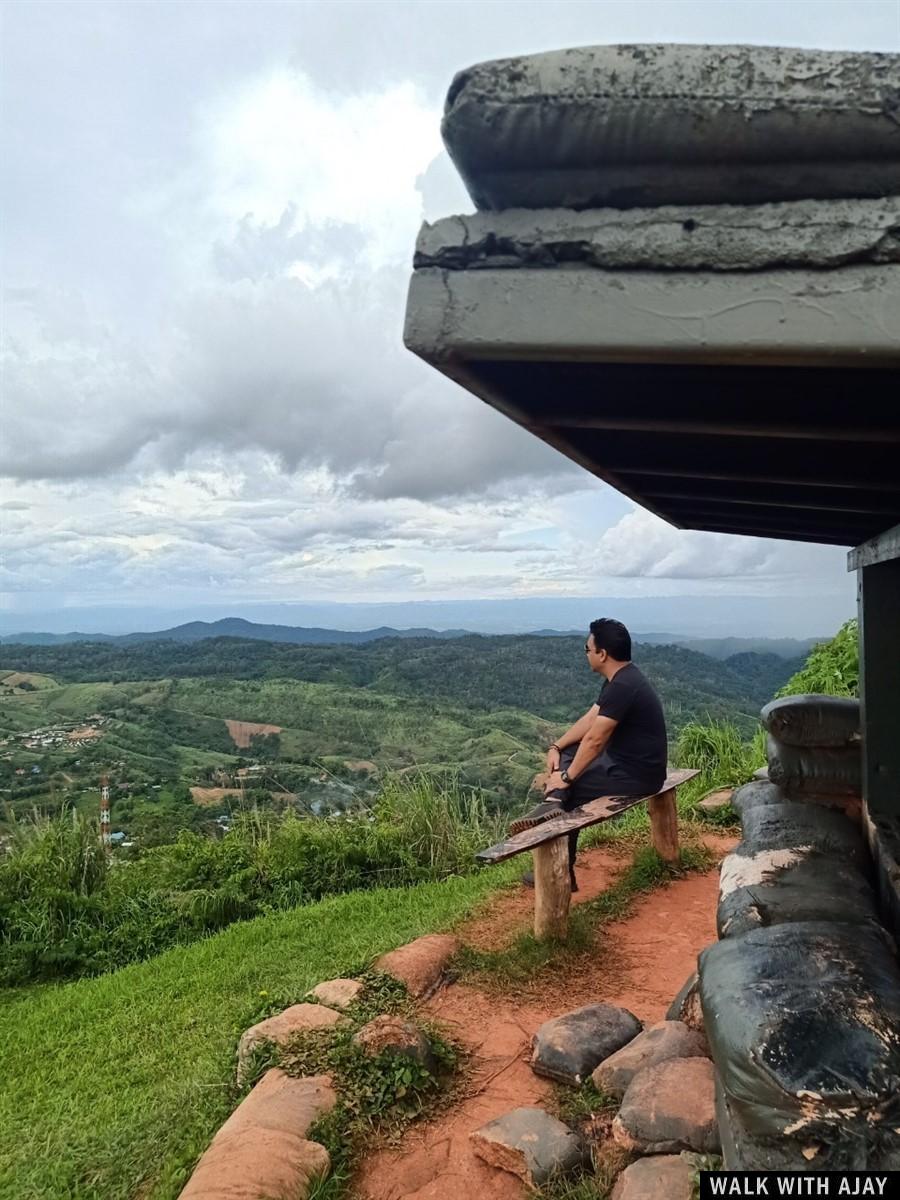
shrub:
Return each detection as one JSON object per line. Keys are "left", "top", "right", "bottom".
{"left": 0, "top": 774, "right": 503, "bottom": 986}
{"left": 777, "top": 619, "right": 859, "bottom": 698}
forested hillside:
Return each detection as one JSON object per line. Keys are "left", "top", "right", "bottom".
{"left": 0, "top": 634, "right": 800, "bottom": 726}
{"left": 0, "top": 633, "right": 800, "bottom": 848}
{"left": 0, "top": 625, "right": 844, "bottom": 993}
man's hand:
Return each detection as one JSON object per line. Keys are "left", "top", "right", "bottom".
{"left": 546, "top": 745, "right": 561, "bottom": 772}
{"left": 543, "top": 770, "right": 570, "bottom": 794}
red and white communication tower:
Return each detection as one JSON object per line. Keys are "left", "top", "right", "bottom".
{"left": 99, "top": 773, "right": 111, "bottom": 847}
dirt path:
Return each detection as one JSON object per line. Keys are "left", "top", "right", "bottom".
{"left": 356, "top": 836, "right": 734, "bottom": 1200}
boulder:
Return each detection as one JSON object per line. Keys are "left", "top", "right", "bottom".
{"left": 592, "top": 1021, "right": 709, "bottom": 1099}
{"left": 353, "top": 1015, "right": 435, "bottom": 1069}
{"left": 178, "top": 1070, "right": 334, "bottom": 1200}
{"left": 665, "top": 973, "right": 704, "bottom": 1034}
{"left": 219, "top": 1070, "right": 336, "bottom": 1141}
{"left": 374, "top": 934, "right": 460, "bottom": 997}
{"left": 613, "top": 1058, "right": 719, "bottom": 1154}
{"left": 470, "top": 1107, "right": 586, "bottom": 1187}
{"left": 698, "top": 789, "right": 733, "bottom": 814}
{"left": 237, "top": 1004, "right": 342, "bottom": 1083}
{"left": 532, "top": 1003, "right": 641, "bottom": 1085}
{"left": 731, "top": 780, "right": 784, "bottom": 817}
{"left": 611, "top": 1153, "right": 696, "bottom": 1200}
{"left": 308, "top": 979, "right": 363, "bottom": 1010}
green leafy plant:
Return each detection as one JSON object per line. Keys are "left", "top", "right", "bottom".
{"left": 777, "top": 619, "right": 859, "bottom": 697}
{"left": 269, "top": 977, "right": 460, "bottom": 1200}
{"left": 691, "top": 1153, "right": 724, "bottom": 1199}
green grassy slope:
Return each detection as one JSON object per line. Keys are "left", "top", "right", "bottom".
{"left": 0, "top": 868, "right": 515, "bottom": 1200}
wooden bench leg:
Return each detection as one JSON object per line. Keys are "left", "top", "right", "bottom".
{"left": 649, "top": 788, "right": 679, "bottom": 863}
{"left": 533, "top": 835, "right": 571, "bottom": 941}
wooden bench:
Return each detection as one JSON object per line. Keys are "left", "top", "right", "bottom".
{"left": 476, "top": 768, "right": 700, "bottom": 941}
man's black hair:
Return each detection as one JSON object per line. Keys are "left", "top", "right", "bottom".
{"left": 589, "top": 617, "right": 632, "bottom": 661}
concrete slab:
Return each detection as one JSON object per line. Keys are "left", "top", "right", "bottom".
{"left": 415, "top": 199, "right": 900, "bottom": 274}
{"left": 405, "top": 262, "right": 900, "bottom": 368}
{"left": 403, "top": 257, "right": 900, "bottom": 545}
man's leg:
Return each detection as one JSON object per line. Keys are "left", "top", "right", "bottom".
{"left": 553, "top": 745, "right": 601, "bottom": 875}
{"left": 550, "top": 747, "right": 647, "bottom": 873}
{"left": 511, "top": 742, "right": 619, "bottom": 832}
{"left": 517, "top": 743, "right": 622, "bottom": 890}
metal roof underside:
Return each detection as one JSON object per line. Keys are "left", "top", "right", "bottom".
{"left": 456, "top": 360, "right": 900, "bottom": 547}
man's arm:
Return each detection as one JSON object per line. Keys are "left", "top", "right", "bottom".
{"left": 565, "top": 714, "right": 618, "bottom": 780}
{"left": 544, "top": 713, "right": 619, "bottom": 791}
{"left": 555, "top": 705, "right": 601, "bottom": 750}
{"left": 546, "top": 705, "right": 600, "bottom": 770}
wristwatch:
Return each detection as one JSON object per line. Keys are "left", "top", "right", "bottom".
{"left": 560, "top": 768, "right": 574, "bottom": 784}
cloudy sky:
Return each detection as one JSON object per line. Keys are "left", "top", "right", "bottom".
{"left": 3, "top": 0, "right": 897, "bottom": 633}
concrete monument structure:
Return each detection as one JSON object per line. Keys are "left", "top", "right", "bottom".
{"left": 404, "top": 43, "right": 900, "bottom": 1170}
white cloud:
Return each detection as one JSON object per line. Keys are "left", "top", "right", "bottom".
{"left": 589, "top": 508, "right": 849, "bottom": 583}
{"left": 1, "top": 68, "right": 569, "bottom": 499}
{"left": 200, "top": 72, "right": 440, "bottom": 267}
{"left": 3, "top": 2, "right": 876, "bottom": 618}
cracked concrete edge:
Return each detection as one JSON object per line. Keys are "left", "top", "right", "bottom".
{"left": 403, "top": 262, "right": 900, "bottom": 367}
{"left": 414, "top": 198, "right": 900, "bottom": 273}
{"left": 443, "top": 44, "right": 900, "bottom": 113}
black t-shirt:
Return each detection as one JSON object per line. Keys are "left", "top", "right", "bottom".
{"left": 596, "top": 663, "right": 667, "bottom": 790}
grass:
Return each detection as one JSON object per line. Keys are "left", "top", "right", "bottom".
{"left": 674, "top": 720, "right": 766, "bottom": 793}
{"left": 0, "top": 867, "right": 517, "bottom": 1200}
{"left": 0, "top": 709, "right": 750, "bottom": 1199}
{"left": 0, "top": 775, "right": 509, "bottom": 986}
{"left": 536, "top": 1083, "right": 629, "bottom": 1200}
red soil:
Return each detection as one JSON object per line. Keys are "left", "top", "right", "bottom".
{"left": 355, "top": 835, "right": 735, "bottom": 1200}
{"left": 224, "top": 719, "right": 282, "bottom": 749}
{"left": 190, "top": 787, "right": 242, "bottom": 806}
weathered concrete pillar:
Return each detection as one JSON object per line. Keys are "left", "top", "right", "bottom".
{"left": 850, "top": 525, "right": 900, "bottom": 933}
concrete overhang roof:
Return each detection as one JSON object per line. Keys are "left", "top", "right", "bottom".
{"left": 404, "top": 202, "right": 900, "bottom": 548}
{"left": 405, "top": 44, "right": 900, "bottom": 549}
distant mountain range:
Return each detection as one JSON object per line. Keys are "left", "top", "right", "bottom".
{"left": 0, "top": 594, "right": 854, "bottom": 640}
{"left": 0, "top": 616, "right": 819, "bottom": 660}
{"left": 0, "top": 618, "right": 469, "bottom": 647}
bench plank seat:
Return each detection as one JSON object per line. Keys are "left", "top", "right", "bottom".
{"left": 477, "top": 768, "right": 699, "bottom": 864}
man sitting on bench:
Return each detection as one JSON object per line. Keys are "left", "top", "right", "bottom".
{"left": 510, "top": 617, "right": 668, "bottom": 892}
